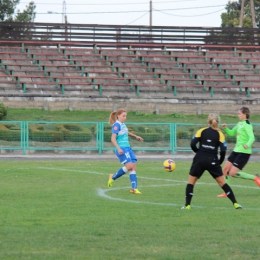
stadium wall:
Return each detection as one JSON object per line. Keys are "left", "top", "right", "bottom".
{"left": 1, "top": 96, "right": 259, "bottom": 115}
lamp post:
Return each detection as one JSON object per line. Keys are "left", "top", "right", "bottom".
{"left": 48, "top": 10, "right": 68, "bottom": 41}
{"left": 47, "top": 11, "right": 62, "bottom": 23}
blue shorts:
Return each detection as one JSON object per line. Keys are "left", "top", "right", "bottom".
{"left": 115, "top": 147, "right": 137, "bottom": 164}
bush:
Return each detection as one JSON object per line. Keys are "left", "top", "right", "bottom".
{"left": 139, "top": 132, "right": 161, "bottom": 142}
{"left": 56, "top": 124, "right": 92, "bottom": 142}
{"left": 29, "top": 124, "right": 63, "bottom": 142}
{"left": 90, "top": 124, "right": 97, "bottom": 135}
{"left": 164, "top": 132, "right": 170, "bottom": 141}
{"left": 135, "top": 126, "right": 146, "bottom": 133}
{"left": 177, "top": 130, "right": 190, "bottom": 139}
{"left": 154, "top": 127, "right": 164, "bottom": 134}
{"left": 0, "top": 103, "right": 7, "bottom": 120}
{"left": 104, "top": 131, "right": 111, "bottom": 142}
{"left": 188, "top": 127, "right": 196, "bottom": 133}
{"left": 133, "top": 126, "right": 157, "bottom": 134}
{"left": 254, "top": 133, "right": 260, "bottom": 142}
{"left": 0, "top": 124, "right": 20, "bottom": 141}
{"left": 104, "top": 125, "right": 111, "bottom": 131}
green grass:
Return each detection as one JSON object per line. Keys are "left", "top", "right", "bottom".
{"left": 4, "top": 108, "right": 244, "bottom": 124}
{"left": 1, "top": 160, "right": 260, "bottom": 259}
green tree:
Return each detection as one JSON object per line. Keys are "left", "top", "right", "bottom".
{"left": 221, "top": 0, "right": 260, "bottom": 28}
{"left": 0, "top": 0, "right": 36, "bottom": 22}
{"left": 0, "top": 103, "right": 7, "bottom": 120}
{"left": 15, "top": 1, "right": 36, "bottom": 22}
{"left": 0, "top": 1, "right": 36, "bottom": 40}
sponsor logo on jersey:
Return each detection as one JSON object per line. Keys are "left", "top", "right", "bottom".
{"left": 202, "top": 144, "right": 215, "bottom": 149}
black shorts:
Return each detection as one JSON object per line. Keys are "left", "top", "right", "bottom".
{"left": 189, "top": 152, "right": 223, "bottom": 179}
{"left": 227, "top": 151, "right": 251, "bottom": 170}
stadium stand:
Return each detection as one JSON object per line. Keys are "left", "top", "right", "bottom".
{"left": 1, "top": 23, "right": 260, "bottom": 113}
{"left": 1, "top": 45, "right": 260, "bottom": 98}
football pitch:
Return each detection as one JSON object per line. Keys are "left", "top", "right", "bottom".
{"left": 1, "top": 159, "right": 260, "bottom": 260}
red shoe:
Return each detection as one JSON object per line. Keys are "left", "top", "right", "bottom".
{"left": 217, "top": 193, "right": 227, "bottom": 198}
{"left": 254, "top": 174, "right": 260, "bottom": 187}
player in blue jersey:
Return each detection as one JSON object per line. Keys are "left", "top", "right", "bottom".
{"left": 107, "top": 108, "right": 144, "bottom": 194}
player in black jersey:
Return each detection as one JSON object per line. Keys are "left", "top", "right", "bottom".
{"left": 182, "top": 113, "right": 242, "bottom": 210}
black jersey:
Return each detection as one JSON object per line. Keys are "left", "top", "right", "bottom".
{"left": 190, "top": 127, "right": 227, "bottom": 164}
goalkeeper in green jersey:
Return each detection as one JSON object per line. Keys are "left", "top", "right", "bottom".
{"left": 217, "top": 106, "right": 260, "bottom": 198}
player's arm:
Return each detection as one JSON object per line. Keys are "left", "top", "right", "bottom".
{"left": 190, "top": 135, "right": 199, "bottom": 153}
{"left": 128, "top": 131, "right": 143, "bottom": 142}
{"left": 190, "top": 128, "right": 204, "bottom": 153}
{"left": 111, "top": 123, "right": 123, "bottom": 154}
{"left": 244, "top": 124, "right": 255, "bottom": 148}
{"left": 219, "top": 143, "right": 226, "bottom": 165}
{"left": 223, "top": 123, "right": 238, "bottom": 136}
{"left": 218, "top": 131, "right": 227, "bottom": 165}
{"left": 111, "top": 133, "right": 120, "bottom": 150}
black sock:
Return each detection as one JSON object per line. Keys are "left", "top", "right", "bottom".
{"left": 221, "top": 183, "right": 237, "bottom": 204}
{"left": 185, "top": 184, "right": 194, "bottom": 206}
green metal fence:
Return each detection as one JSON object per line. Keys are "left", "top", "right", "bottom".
{"left": 0, "top": 121, "right": 25, "bottom": 152}
{"left": 100, "top": 122, "right": 174, "bottom": 154}
{"left": 175, "top": 123, "right": 260, "bottom": 153}
{"left": 0, "top": 121, "right": 260, "bottom": 155}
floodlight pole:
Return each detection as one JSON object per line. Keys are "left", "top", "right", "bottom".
{"left": 62, "top": 0, "right": 67, "bottom": 24}
{"left": 62, "top": 1, "right": 68, "bottom": 41}
{"left": 150, "top": 0, "right": 152, "bottom": 27}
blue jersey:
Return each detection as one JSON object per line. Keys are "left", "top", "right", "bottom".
{"left": 112, "top": 120, "right": 130, "bottom": 148}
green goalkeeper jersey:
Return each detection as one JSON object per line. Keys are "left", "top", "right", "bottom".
{"left": 224, "top": 120, "right": 255, "bottom": 154}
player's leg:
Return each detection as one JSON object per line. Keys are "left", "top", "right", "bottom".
{"left": 215, "top": 175, "right": 242, "bottom": 209}
{"left": 182, "top": 155, "right": 202, "bottom": 209}
{"left": 211, "top": 157, "right": 241, "bottom": 208}
{"left": 217, "top": 154, "right": 234, "bottom": 197}
{"left": 127, "top": 148, "right": 142, "bottom": 194}
{"left": 108, "top": 166, "right": 128, "bottom": 188}
{"left": 211, "top": 162, "right": 242, "bottom": 209}
{"left": 230, "top": 153, "right": 260, "bottom": 187}
{"left": 108, "top": 148, "right": 129, "bottom": 188}
{"left": 235, "top": 171, "right": 260, "bottom": 187}
{"left": 181, "top": 175, "right": 198, "bottom": 209}
{"left": 223, "top": 161, "right": 232, "bottom": 185}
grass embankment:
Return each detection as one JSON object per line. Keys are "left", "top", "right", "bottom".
{"left": 5, "top": 108, "right": 242, "bottom": 124}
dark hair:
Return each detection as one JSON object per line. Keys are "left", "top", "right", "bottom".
{"left": 239, "top": 107, "right": 250, "bottom": 119}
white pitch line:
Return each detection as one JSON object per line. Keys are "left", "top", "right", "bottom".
{"left": 38, "top": 167, "right": 105, "bottom": 175}
{"left": 98, "top": 186, "right": 260, "bottom": 210}
{"left": 37, "top": 167, "right": 260, "bottom": 210}
{"left": 38, "top": 167, "right": 260, "bottom": 189}
{"left": 39, "top": 167, "right": 260, "bottom": 210}
{"left": 97, "top": 186, "right": 187, "bottom": 207}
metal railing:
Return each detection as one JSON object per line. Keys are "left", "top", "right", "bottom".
{"left": 1, "top": 121, "right": 260, "bottom": 155}
{"left": 0, "top": 22, "right": 260, "bottom": 47}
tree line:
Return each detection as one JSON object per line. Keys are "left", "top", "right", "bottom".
{"left": 0, "top": 0, "right": 260, "bottom": 28}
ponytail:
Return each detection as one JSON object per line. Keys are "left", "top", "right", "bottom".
{"left": 208, "top": 113, "right": 220, "bottom": 131}
{"left": 109, "top": 111, "right": 117, "bottom": 125}
{"left": 108, "top": 109, "right": 127, "bottom": 125}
